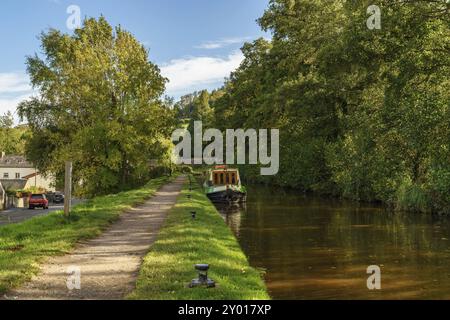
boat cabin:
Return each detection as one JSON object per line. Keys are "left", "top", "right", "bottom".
{"left": 207, "top": 166, "right": 241, "bottom": 187}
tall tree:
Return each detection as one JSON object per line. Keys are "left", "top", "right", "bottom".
{"left": 212, "top": 0, "right": 450, "bottom": 213}
{"left": 18, "top": 17, "right": 175, "bottom": 196}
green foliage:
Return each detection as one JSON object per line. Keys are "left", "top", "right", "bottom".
{"left": 0, "top": 176, "right": 173, "bottom": 294}
{"left": 396, "top": 178, "right": 431, "bottom": 213}
{"left": 18, "top": 17, "right": 176, "bottom": 197}
{"left": 175, "top": 90, "right": 217, "bottom": 126}
{"left": 210, "top": 0, "right": 450, "bottom": 214}
{"left": 178, "top": 165, "right": 194, "bottom": 174}
{"left": 129, "top": 177, "right": 269, "bottom": 300}
{"left": 427, "top": 164, "right": 450, "bottom": 214}
{"left": 0, "top": 112, "right": 30, "bottom": 155}
{"left": 5, "top": 187, "right": 46, "bottom": 197}
{"left": 24, "top": 186, "right": 47, "bottom": 194}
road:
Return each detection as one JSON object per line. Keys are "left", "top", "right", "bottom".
{"left": 0, "top": 200, "right": 84, "bottom": 226}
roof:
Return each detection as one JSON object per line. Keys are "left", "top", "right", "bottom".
{"left": 0, "top": 179, "right": 27, "bottom": 190}
{"left": 0, "top": 155, "right": 34, "bottom": 168}
{"left": 22, "top": 172, "right": 37, "bottom": 179}
{"left": 212, "top": 168, "right": 239, "bottom": 172}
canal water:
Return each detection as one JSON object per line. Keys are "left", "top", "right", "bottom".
{"left": 216, "top": 184, "right": 450, "bottom": 300}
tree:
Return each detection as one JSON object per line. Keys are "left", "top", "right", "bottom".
{"left": 211, "top": 0, "right": 450, "bottom": 213}
{"left": 0, "top": 112, "right": 29, "bottom": 155}
{"left": 18, "top": 17, "right": 175, "bottom": 196}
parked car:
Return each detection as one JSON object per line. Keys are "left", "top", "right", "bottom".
{"left": 53, "top": 192, "right": 65, "bottom": 204}
{"left": 29, "top": 194, "right": 49, "bottom": 210}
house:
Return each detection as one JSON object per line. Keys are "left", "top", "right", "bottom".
{"left": 0, "top": 152, "right": 55, "bottom": 192}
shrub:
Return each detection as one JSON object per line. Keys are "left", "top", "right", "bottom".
{"left": 179, "top": 165, "right": 193, "bottom": 174}
{"left": 395, "top": 178, "right": 430, "bottom": 213}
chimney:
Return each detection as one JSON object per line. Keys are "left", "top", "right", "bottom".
{"left": 1, "top": 152, "right": 5, "bottom": 159}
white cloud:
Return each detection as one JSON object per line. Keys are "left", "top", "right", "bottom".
{"left": 195, "top": 37, "right": 251, "bottom": 50}
{"left": 0, "top": 94, "right": 32, "bottom": 118}
{"left": 0, "top": 72, "right": 34, "bottom": 122}
{"left": 0, "top": 49, "right": 246, "bottom": 119}
{"left": 161, "top": 51, "right": 244, "bottom": 97}
{"left": 0, "top": 72, "right": 32, "bottom": 94}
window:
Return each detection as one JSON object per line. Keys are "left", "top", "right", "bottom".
{"left": 3, "top": 173, "right": 9, "bottom": 179}
{"left": 214, "top": 173, "right": 219, "bottom": 185}
{"left": 15, "top": 173, "right": 20, "bottom": 179}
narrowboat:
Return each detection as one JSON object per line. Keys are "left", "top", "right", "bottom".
{"left": 203, "top": 166, "right": 247, "bottom": 204}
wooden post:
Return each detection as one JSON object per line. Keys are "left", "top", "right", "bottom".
{"left": 64, "top": 161, "right": 72, "bottom": 218}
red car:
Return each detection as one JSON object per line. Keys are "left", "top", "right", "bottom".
{"left": 29, "top": 194, "right": 49, "bottom": 210}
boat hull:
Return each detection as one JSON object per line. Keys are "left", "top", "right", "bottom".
{"left": 207, "top": 189, "right": 247, "bottom": 204}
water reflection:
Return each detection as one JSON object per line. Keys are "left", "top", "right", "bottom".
{"left": 216, "top": 203, "right": 245, "bottom": 238}
{"left": 217, "top": 184, "right": 450, "bottom": 300}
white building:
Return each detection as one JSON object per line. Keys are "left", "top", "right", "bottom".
{"left": 0, "top": 153, "right": 55, "bottom": 192}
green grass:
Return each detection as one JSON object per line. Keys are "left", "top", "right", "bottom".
{"left": 396, "top": 179, "right": 431, "bottom": 213}
{"left": 129, "top": 176, "right": 270, "bottom": 300}
{"left": 0, "top": 175, "right": 174, "bottom": 295}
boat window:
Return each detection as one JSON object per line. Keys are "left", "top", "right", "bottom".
{"left": 231, "top": 173, "right": 236, "bottom": 184}
{"left": 226, "top": 173, "right": 230, "bottom": 184}
{"left": 220, "top": 173, "right": 224, "bottom": 185}
{"left": 214, "top": 173, "right": 219, "bottom": 185}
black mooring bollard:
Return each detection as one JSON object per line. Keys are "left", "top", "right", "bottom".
{"left": 189, "top": 264, "right": 216, "bottom": 288}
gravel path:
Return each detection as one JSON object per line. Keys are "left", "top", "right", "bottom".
{"left": 5, "top": 176, "right": 186, "bottom": 300}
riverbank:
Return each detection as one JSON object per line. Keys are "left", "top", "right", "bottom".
{"left": 0, "top": 175, "right": 175, "bottom": 295}
{"left": 129, "top": 176, "right": 270, "bottom": 300}
{"left": 239, "top": 167, "right": 449, "bottom": 216}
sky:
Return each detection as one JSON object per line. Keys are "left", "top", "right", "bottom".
{"left": 0, "top": 0, "right": 269, "bottom": 121}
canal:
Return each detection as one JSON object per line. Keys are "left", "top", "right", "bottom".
{"left": 217, "top": 184, "right": 450, "bottom": 300}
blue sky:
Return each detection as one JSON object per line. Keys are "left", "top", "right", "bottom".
{"left": 0, "top": 0, "right": 269, "bottom": 120}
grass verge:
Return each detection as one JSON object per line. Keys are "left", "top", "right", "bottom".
{"left": 0, "top": 175, "right": 175, "bottom": 295}
{"left": 129, "top": 176, "right": 270, "bottom": 300}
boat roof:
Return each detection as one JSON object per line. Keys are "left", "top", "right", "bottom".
{"left": 211, "top": 167, "right": 239, "bottom": 172}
